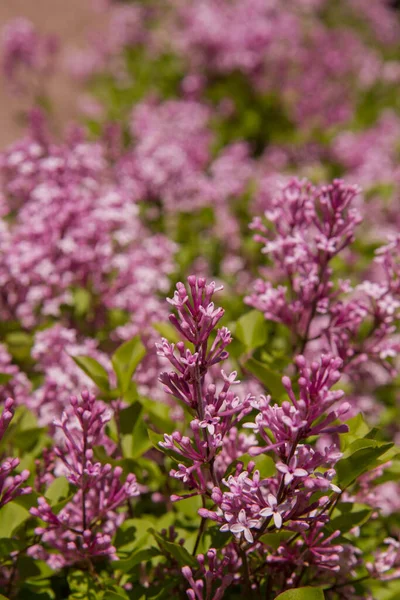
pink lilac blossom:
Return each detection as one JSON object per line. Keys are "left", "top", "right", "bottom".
{"left": 175, "top": 0, "right": 297, "bottom": 76}
{"left": 30, "top": 391, "right": 139, "bottom": 568}
{"left": 182, "top": 548, "right": 236, "bottom": 600}
{"left": 30, "top": 325, "right": 111, "bottom": 426}
{"left": 332, "top": 113, "right": 400, "bottom": 243}
{"left": 348, "top": 0, "right": 400, "bottom": 45}
{"left": 265, "top": 525, "right": 361, "bottom": 588}
{"left": 367, "top": 537, "right": 400, "bottom": 582}
{"left": 333, "top": 111, "right": 400, "bottom": 192}
{"left": 202, "top": 355, "right": 347, "bottom": 544}
{"left": 0, "top": 118, "right": 175, "bottom": 397}
{"left": 246, "top": 178, "right": 362, "bottom": 341}
{"left": 157, "top": 277, "right": 253, "bottom": 497}
{"left": 0, "top": 343, "right": 31, "bottom": 406}
{"left": 123, "top": 99, "right": 211, "bottom": 210}
{"left": 118, "top": 100, "right": 254, "bottom": 266}
{"left": 173, "top": 1, "right": 384, "bottom": 128}
{"left": 157, "top": 279, "right": 355, "bottom": 594}
{"left": 246, "top": 178, "right": 400, "bottom": 380}
{"left": 351, "top": 461, "right": 400, "bottom": 517}
{"left": 0, "top": 398, "right": 31, "bottom": 508}
{"left": 276, "top": 25, "right": 381, "bottom": 128}
{"left": 1, "top": 18, "right": 58, "bottom": 94}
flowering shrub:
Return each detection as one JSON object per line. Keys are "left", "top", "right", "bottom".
{"left": 0, "top": 1, "right": 400, "bottom": 599}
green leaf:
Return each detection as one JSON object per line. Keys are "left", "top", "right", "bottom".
{"left": 45, "top": 477, "right": 70, "bottom": 506}
{"left": 259, "top": 530, "right": 292, "bottom": 550}
{"left": 204, "top": 526, "right": 231, "bottom": 550}
{"left": 71, "top": 355, "right": 110, "bottom": 391}
{"left": 21, "top": 557, "right": 54, "bottom": 583}
{"left": 0, "top": 538, "right": 25, "bottom": 558}
{"left": 112, "top": 336, "right": 146, "bottom": 393}
{"left": 72, "top": 287, "right": 91, "bottom": 317}
{"left": 13, "top": 490, "right": 39, "bottom": 511}
{"left": 67, "top": 570, "right": 100, "bottom": 600}
{"left": 102, "top": 591, "right": 128, "bottom": 600}
{"left": 119, "top": 402, "right": 143, "bottom": 435}
{"left": 51, "top": 493, "right": 76, "bottom": 515}
{"left": 340, "top": 414, "right": 370, "bottom": 450}
{"left": 336, "top": 439, "right": 394, "bottom": 489}
{"left": 369, "top": 578, "right": 400, "bottom": 600}
{"left": 114, "top": 518, "right": 154, "bottom": 554}
{"left": 147, "top": 429, "right": 164, "bottom": 449}
{"left": 153, "top": 322, "right": 180, "bottom": 344}
{"left": 178, "top": 495, "right": 202, "bottom": 519}
{"left": 223, "top": 453, "right": 275, "bottom": 479}
{"left": 5, "top": 331, "right": 33, "bottom": 362}
{"left": 113, "top": 547, "right": 160, "bottom": 573}
{"left": 326, "top": 503, "right": 372, "bottom": 534}
{"left": 139, "top": 396, "right": 174, "bottom": 433}
{"left": 0, "top": 373, "right": 12, "bottom": 385}
{"left": 251, "top": 454, "right": 276, "bottom": 476}
{"left": 274, "top": 588, "right": 325, "bottom": 600}
{"left": 122, "top": 419, "right": 152, "bottom": 460}
{"left": 235, "top": 310, "right": 267, "bottom": 349}
{"left": 13, "top": 427, "right": 47, "bottom": 452}
{"left": 0, "top": 501, "right": 30, "bottom": 537}
{"left": 243, "top": 357, "right": 286, "bottom": 397}
{"left": 149, "top": 529, "right": 197, "bottom": 568}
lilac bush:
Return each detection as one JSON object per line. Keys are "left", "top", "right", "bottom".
{"left": 0, "top": 1, "right": 399, "bottom": 599}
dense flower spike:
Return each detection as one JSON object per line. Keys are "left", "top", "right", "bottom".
{"left": 157, "top": 277, "right": 252, "bottom": 495}
{"left": 30, "top": 391, "right": 139, "bottom": 567}
{"left": 246, "top": 178, "right": 362, "bottom": 341}
{"left": 0, "top": 398, "right": 31, "bottom": 508}
{"left": 182, "top": 549, "right": 235, "bottom": 600}
{"left": 199, "top": 354, "right": 346, "bottom": 549}
{"left": 247, "top": 178, "right": 400, "bottom": 386}
{"left": 156, "top": 279, "right": 362, "bottom": 595}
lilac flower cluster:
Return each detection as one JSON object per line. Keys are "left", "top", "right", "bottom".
{"left": 0, "top": 343, "right": 31, "bottom": 406}
{"left": 67, "top": 0, "right": 400, "bottom": 131}
{"left": 0, "top": 114, "right": 175, "bottom": 418}
{"left": 202, "top": 356, "right": 346, "bottom": 543}
{"left": 114, "top": 99, "right": 253, "bottom": 221}
{"left": 156, "top": 277, "right": 359, "bottom": 595}
{"left": 1, "top": 18, "right": 58, "bottom": 94}
{"left": 182, "top": 549, "right": 236, "bottom": 600}
{"left": 0, "top": 114, "right": 175, "bottom": 331}
{"left": 246, "top": 178, "right": 400, "bottom": 381}
{"left": 157, "top": 277, "right": 253, "bottom": 496}
{"left": 30, "top": 391, "right": 139, "bottom": 568}
{"left": 0, "top": 398, "right": 31, "bottom": 508}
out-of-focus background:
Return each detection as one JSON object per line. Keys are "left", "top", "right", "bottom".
{"left": 0, "top": 0, "right": 102, "bottom": 148}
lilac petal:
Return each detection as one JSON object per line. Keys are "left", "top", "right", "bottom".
{"left": 244, "top": 528, "right": 254, "bottom": 543}
{"left": 284, "top": 472, "right": 294, "bottom": 485}
{"left": 273, "top": 512, "right": 283, "bottom": 529}
{"left": 230, "top": 524, "right": 245, "bottom": 534}
{"left": 294, "top": 468, "right": 308, "bottom": 477}
{"left": 259, "top": 507, "right": 273, "bottom": 518}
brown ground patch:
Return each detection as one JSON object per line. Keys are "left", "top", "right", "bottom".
{"left": 0, "top": 0, "right": 103, "bottom": 148}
